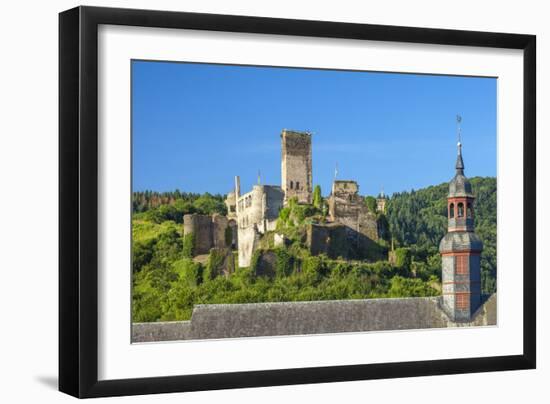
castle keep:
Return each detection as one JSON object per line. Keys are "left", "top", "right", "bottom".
{"left": 281, "top": 130, "right": 313, "bottom": 204}
{"left": 439, "top": 141, "right": 483, "bottom": 322}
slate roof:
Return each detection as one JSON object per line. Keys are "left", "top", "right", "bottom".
{"left": 439, "top": 231, "right": 483, "bottom": 253}
{"left": 448, "top": 143, "right": 474, "bottom": 198}
{"left": 132, "top": 295, "right": 497, "bottom": 342}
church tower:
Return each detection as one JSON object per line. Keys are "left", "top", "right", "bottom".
{"left": 439, "top": 132, "right": 483, "bottom": 322}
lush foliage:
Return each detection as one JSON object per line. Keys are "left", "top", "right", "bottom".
{"left": 312, "top": 185, "right": 323, "bottom": 209}
{"left": 133, "top": 249, "right": 439, "bottom": 322}
{"left": 364, "top": 195, "right": 377, "bottom": 213}
{"left": 385, "top": 176, "right": 497, "bottom": 293}
{"left": 132, "top": 176, "right": 497, "bottom": 322}
{"left": 133, "top": 191, "right": 226, "bottom": 223}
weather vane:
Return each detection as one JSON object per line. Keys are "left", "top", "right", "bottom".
{"left": 456, "top": 114, "right": 462, "bottom": 145}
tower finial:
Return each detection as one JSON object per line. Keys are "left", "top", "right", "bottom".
{"left": 455, "top": 115, "right": 464, "bottom": 173}
{"left": 257, "top": 169, "right": 261, "bottom": 185}
{"left": 456, "top": 114, "right": 462, "bottom": 146}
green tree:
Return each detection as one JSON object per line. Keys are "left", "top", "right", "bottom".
{"left": 313, "top": 185, "right": 323, "bottom": 209}
{"left": 364, "top": 196, "right": 377, "bottom": 213}
{"left": 182, "top": 233, "right": 195, "bottom": 258}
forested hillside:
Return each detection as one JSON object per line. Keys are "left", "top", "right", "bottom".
{"left": 385, "top": 176, "right": 497, "bottom": 293}
{"left": 131, "top": 177, "right": 496, "bottom": 323}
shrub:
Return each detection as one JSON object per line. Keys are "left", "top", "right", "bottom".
{"left": 275, "top": 248, "right": 293, "bottom": 277}
{"left": 204, "top": 248, "right": 227, "bottom": 281}
{"left": 132, "top": 238, "right": 155, "bottom": 273}
{"left": 394, "top": 247, "right": 412, "bottom": 269}
{"left": 313, "top": 185, "right": 323, "bottom": 209}
{"left": 364, "top": 196, "right": 377, "bottom": 213}
{"left": 302, "top": 255, "right": 325, "bottom": 281}
{"left": 249, "top": 249, "right": 262, "bottom": 273}
{"left": 388, "top": 276, "right": 438, "bottom": 297}
{"left": 182, "top": 233, "right": 195, "bottom": 258}
{"left": 172, "top": 258, "right": 203, "bottom": 287}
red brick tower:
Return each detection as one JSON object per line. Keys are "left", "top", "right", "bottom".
{"left": 439, "top": 139, "right": 483, "bottom": 322}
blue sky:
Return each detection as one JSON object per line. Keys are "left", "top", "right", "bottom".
{"left": 132, "top": 60, "right": 496, "bottom": 197}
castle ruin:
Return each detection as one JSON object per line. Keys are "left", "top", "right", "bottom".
{"left": 186, "top": 128, "right": 385, "bottom": 268}
{"left": 231, "top": 178, "right": 284, "bottom": 267}
{"left": 135, "top": 124, "right": 492, "bottom": 342}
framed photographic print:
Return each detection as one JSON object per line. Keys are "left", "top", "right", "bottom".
{"left": 59, "top": 6, "right": 536, "bottom": 398}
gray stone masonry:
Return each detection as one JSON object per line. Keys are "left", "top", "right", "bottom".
{"left": 183, "top": 213, "right": 230, "bottom": 255}
{"left": 132, "top": 294, "right": 496, "bottom": 342}
{"left": 281, "top": 130, "right": 312, "bottom": 204}
{"left": 235, "top": 185, "right": 284, "bottom": 267}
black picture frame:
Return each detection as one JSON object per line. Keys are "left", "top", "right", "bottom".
{"left": 59, "top": 5, "right": 536, "bottom": 398}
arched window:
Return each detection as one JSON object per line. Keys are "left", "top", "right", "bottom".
{"left": 290, "top": 181, "right": 294, "bottom": 189}
{"left": 449, "top": 203, "right": 455, "bottom": 218}
{"left": 296, "top": 181, "right": 300, "bottom": 190}
{"left": 467, "top": 202, "right": 473, "bottom": 218}
{"left": 457, "top": 202, "right": 464, "bottom": 218}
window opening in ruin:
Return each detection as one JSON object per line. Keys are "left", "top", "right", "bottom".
{"left": 296, "top": 181, "right": 300, "bottom": 190}
{"left": 290, "top": 181, "right": 294, "bottom": 189}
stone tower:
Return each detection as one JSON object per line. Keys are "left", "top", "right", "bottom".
{"left": 281, "top": 129, "right": 312, "bottom": 204}
{"left": 439, "top": 141, "right": 483, "bottom": 322}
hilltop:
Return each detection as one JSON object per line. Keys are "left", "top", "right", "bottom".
{"left": 131, "top": 177, "right": 496, "bottom": 322}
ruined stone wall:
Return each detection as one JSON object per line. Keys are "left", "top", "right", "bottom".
{"left": 183, "top": 214, "right": 230, "bottom": 255}
{"left": 306, "top": 223, "right": 347, "bottom": 258}
{"left": 235, "top": 185, "right": 284, "bottom": 267}
{"left": 212, "top": 214, "right": 228, "bottom": 249}
{"left": 255, "top": 250, "right": 277, "bottom": 278}
{"left": 227, "top": 219, "right": 238, "bottom": 249}
{"left": 237, "top": 225, "right": 260, "bottom": 267}
{"left": 183, "top": 214, "right": 215, "bottom": 255}
{"left": 263, "top": 186, "right": 284, "bottom": 220}
{"left": 236, "top": 186, "right": 263, "bottom": 229}
{"left": 281, "top": 130, "right": 312, "bottom": 204}
{"left": 225, "top": 191, "right": 237, "bottom": 219}
{"left": 327, "top": 180, "right": 380, "bottom": 258}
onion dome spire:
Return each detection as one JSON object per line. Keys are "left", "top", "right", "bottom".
{"left": 448, "top": 116, "right": 473, "bottom": 198}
